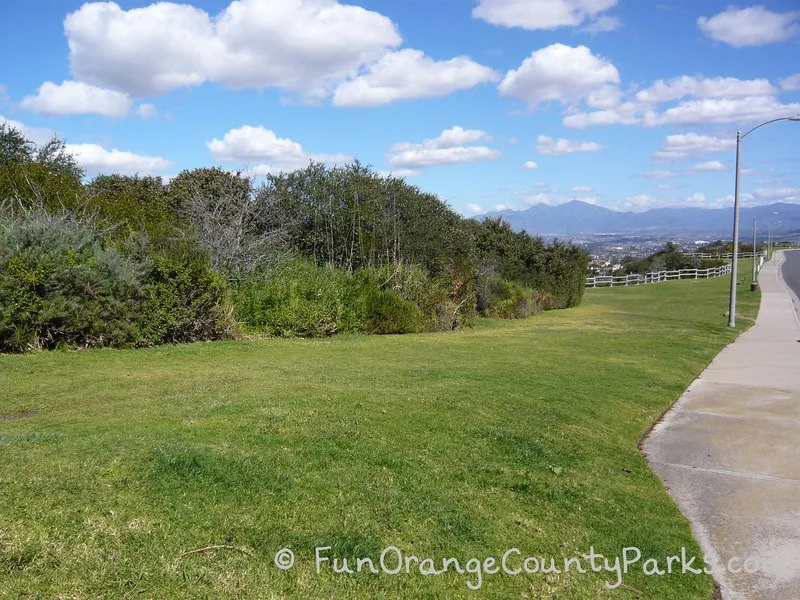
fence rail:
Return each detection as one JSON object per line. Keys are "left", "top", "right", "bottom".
{"left": 586, "top": 264, "right": 733, "bottom": 288}
{"left": 684, "top": 252, "right": 759, "bottom": 259}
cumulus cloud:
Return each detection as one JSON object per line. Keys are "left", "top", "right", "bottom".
{"left": 616, "top": 194, "right": 660, "bottom": 212}
{"left": 466, "top": 203, "right": 484, "bottom": 214}
{"left": 645, "top": 170, "right": 678, "bottom": 180}
{"left": 752, "top": 187, "right": 800, "bottom": 202}
{"left": 698, "top": 6, "right": 800, "bottom": 47}
{"left": 653, "top": 133, "right": 735, "bottom": 162}
{"left": 687, "top": 160, "right": 727, "bottom": 173}
{"left": 565, "top": 73, "right": 800, "bottom": 128}
{"left": 536, "top": 135, "right": 604, "bottom": 155}
{"left": 0, "top": 114, "right": 57, "bottom": 145}
{"left": 522, "top": 161, "right": 539, "bottom": 170}
{"left": 20, "top": 81, "right": 132, "bottom": 117}
{"left": 332, "top": 49, "right": 497, "bottom": 107}
{"left": 137, "top": 103, "right": 158, "bottom": 119}
{"left": 499, "top": 44, "right": 620, "bottom": 108}
{"left": 781, "top": 74, "right": 800, "bottom": 91}
{"left": 679, "top": 192, "right": 708, "bottom": 207}
{"left": 635, "top": 75, "right": 775, "bottom": 103}
{"left": 64, "top": 0, "right": 402, "bottom": 99}
{"left": 655, "top": 95, "right": 800, "bottom": 126}
{"left": 207, "top": 125, "right": 348, "bottom": 172}
{"left": 581, "top": 14, "right": 621, "bottom": 33}
{"left": 66, "top": 143, "right": 173, "bottom": 175}
{"left": 387, "top": 126, "right": 501, "bottom": 169}
{"left": 473, "top": 0, "right": 619, "bottom": 31}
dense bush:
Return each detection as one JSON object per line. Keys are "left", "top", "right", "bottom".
{"left": 469, "top": 218, "right": 589, "bottom": 310}
{"left": 234, "top": 259, "right": 473, "bottom": 337}
{"left": 0, "top": 126, "right": 591, "bottom": 352}
{"left": 0, "top": 208, "right": 232, "bottom": 352}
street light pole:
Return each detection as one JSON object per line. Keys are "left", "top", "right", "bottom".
{"left": 752, "top": 217, "right": 758, "bottom": 286}
{"left": 729, "top": 130, "right": 742, "bottom": 327}
{"left": 728, "top": 115, "right": 800, "bottom": 328}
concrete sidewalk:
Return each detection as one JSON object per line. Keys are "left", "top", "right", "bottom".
{"left": 643, "top": 250, "right": 800, "bottom": 600}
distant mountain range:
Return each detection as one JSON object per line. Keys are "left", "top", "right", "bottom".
{"left": 482, "top": 201, "right": 800, "bottom": 238}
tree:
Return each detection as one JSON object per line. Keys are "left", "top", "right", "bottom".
{"left": 0, "top": 125, "right": 84, "bottom": 210}
{"left": 169, "top": 168, "right": 285, "bottom": 277}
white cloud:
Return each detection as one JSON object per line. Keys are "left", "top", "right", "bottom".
{"left": 687, "top": 160, "right": 727, "bottom": 173}
{"left": 753, "top": 187, "right": 800, "bottom": 202}
{"left": 66, "top": 143, "right": 173, "bottom": 175}
{"left": 616, "top": 194, "right": 660, "bottom": 212}
{"left": 0, "top": 114, "right": 57, "bottom": 146}
{"left": 653, "top": 133, "right": 735, "bottom": 162}
{"left": 499, "top": 44, "right": 620, "bottom": 108}
{"left": 386, "top": 169, "right": 420, "bottom": 179}
{"left": 536, "top": 134, "right": 604, "bottom": 155}
{"left": 563, "top": 101, "right": 656, "bottom": 128}
{"left": 473, "top": 0, "right": 618, "bottom": 30}
{"left": 571, "top": 186, "right": 592, "bottom": 193}
{"left": 698, "top": 6, "right": 800, "bottom": 47}
{"left": 655, "top": 95, "right": 800, "bottom": 126}
{"left": 635, "top": 76, "right": 775, "bottom": 103}
{"left": 680, "top": 192, "right": 707, "bottom": 207}
{"left": 332, "top": 49, "right": 497, "bottom": 107}
{"left": 645, "top": 170, "right": 678, "bottom": 180}
{"left": 387, "top": 126, "right": 502, "bottom": 169}
{"left": 20, "top": 81, "right": 131, "bottom": 117}
{"left": 466, "top": 203, "right": 484, "bottom": 214}
{"left": 781, "top": 74, "right": 800, "bottom": 91}
{"left": 522, "top": 160, "right": 539, "bottom": 170}
{"left": 565, "top": 70, "right": 800, "bottom": 129}
{"left": 581, "top": 14, "right": 621, "bottom": 33}
{"left": 64, "top": 0, "right": 402, "bottom": 99}
{"left": 137, "top": 103, "right": 158, "bottom": 119}
{"left": 207, "top": 125, "right": 348, "bottom": 171}
{"left": 586, "top": 85, "right": 622, "bottom": 109}
{"left": 566, "top": 95, "right": 800, "bottom": 128}
{"left": 521, "top": 192, "right": 550, "bottom": 206}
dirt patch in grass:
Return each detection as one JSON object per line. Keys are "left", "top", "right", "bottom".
{"left": 0, "top": 409, "right": 37, "bottom": 422}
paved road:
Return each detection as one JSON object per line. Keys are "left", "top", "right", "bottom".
{"left": 781, "top": 249, "right": 800, "bottom": 306}
{"left": 644, "top": 251, "right": 800, "bottom": 600}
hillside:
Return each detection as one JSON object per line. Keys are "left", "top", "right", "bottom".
{"left": 484, "top": 201, "right": 800, "bottom": 237}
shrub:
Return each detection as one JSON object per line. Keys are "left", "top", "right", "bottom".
{"left": 234, "top": 259, "right": 473, "bottom": 337}
{"left": 482, "top": 279, "right": 534, "bottom": 319}
{"left": 234, "top": 260, "right": 356, "bottom": 337}
{"left": 0, "top": 208, "right": 233, "bottom": 352}
{"left": 139, "top": 253, "right": 234, "bottom": 345}
{"left": 0, "top": 209, "right": 146, "bottom": 351}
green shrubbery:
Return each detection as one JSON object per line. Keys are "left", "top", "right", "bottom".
{"left": 0, "top": 208, "right": 232, "bottom": 352}
{"left": 234, "top": 260, "right": 473, "bottom": 337}
{"left": 0, "top": 126, "right": 589, "bottom": 352}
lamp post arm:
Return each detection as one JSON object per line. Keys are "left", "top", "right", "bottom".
{"left": 742, "top": 116, "right": 799, "bottom": 139}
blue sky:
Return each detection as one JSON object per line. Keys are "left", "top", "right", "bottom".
{"left": 1, "top": 0, "right": 799, "bottom": 215}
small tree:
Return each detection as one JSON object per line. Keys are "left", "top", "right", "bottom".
{"left": 0, "top": 124, "right": 84, "bottom": 211}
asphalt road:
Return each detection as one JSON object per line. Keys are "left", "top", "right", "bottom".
{"left": 780, "top": 250, "right": 800, "bottom": 300}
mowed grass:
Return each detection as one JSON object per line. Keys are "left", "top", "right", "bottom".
{"left": 0, "top": 268, "right": 760, "bottom": 599}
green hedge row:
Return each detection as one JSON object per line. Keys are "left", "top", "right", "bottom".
{"left": 234, "top": 260, "right": 474, "bottom": 337}
{"left": 0, "top": 210, "right": 232, "bottom": 352}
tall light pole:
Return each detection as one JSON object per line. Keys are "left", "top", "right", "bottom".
{"left": 752, "top": 217, "right": 758, "bottom": 286}
{"left": 728, "top": 116, "right": 800, "bottom": 327}
{"left": 752, "top": 210, "right": 778, "bottom": 286}
{"left": 768, "top": 221, "right": 782, "bottom": 259}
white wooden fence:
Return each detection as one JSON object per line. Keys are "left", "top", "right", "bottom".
{"left": 586, "top": 264, "right": 733, "bottom": 288}
{"left": 684, "top": 252, "right": 759, "bottom": 259}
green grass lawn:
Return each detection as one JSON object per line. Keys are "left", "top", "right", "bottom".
{"left": 0, "top": 268, "right": 760, "bottom": 599}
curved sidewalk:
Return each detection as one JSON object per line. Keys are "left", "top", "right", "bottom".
{"left": 643, "top": 250, "right": 800, "bottom": 600}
